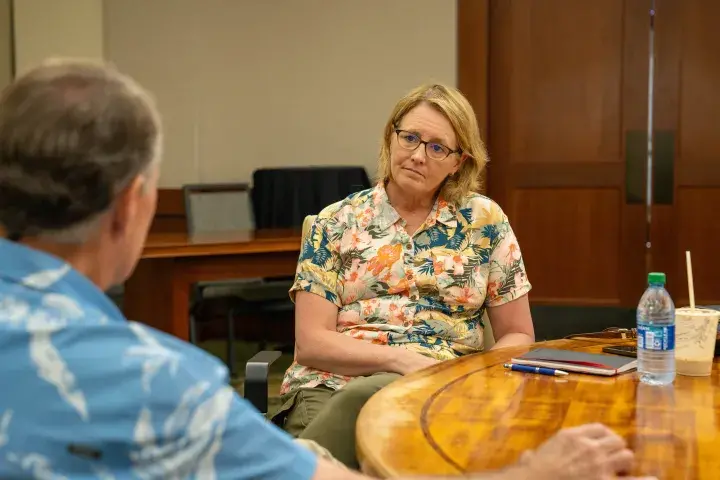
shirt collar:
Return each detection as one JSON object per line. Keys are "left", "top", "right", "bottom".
{"left": 369, "top": 182, "right": 458, "bottom": 232}
{"left": 0, "top": 238, "right": 126, "bottom": 323}
{"left": 433, "top": 196, "right": 458, "bottom": 229}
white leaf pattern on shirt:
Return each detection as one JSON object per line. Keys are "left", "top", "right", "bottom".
{"left": 125, "top": 323, "right": 180, "bottom": 392}
{"left": 27, "top": 310, "right": 88, "bottom": 421}
{"left": 164, "top": 381, "right": 210, "bottom": 439}
{"left": 42, "top": 294, "right": 84, "bottom": 320}
{"left": 130, "top": 385, "right": 233, "bottom": 480}
{"left": 0, "top": 409, "right": 12, "bottom": 448}
{"left": 6, "top": 452, "right": 69, "bottom": 480}
{"left": 0, "top": 296, "right": 30, "bottom": 326}
{"left": 133, "top": 407, "right": 156, "bottom": 447}
{"left": 21, "top": 266, "right": 70, "bottom": 290}
{"left": 92, "top": 465, "right": 117, "bottom": 480}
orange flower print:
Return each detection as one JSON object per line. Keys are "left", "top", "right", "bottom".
{"left": 340, "top": 228, "right": 372, "bottom": 251}
{"left": 342, "top": 258, "right": 368, "bottom": 304}
{"left": 388, "top": 278, "right": 409, "bottom": 294}
{"left": 338, "top": 308, "right": 362, "bottom": 327}
{"left": 452, "top": 255, "right": 467, "bottom": 275}
{"left": 357, "top": 207, "right": 374, "bottom": 228}
{"left": 387, "top": 302, "right": 406, "bottom": 325}
{"left": 446, "top": 286, "right": 483, "bottom": 305}
{"left": 371, "top": 331, "right": 390, "bottom": 345}
{"left": 367, "top": 244, "right": 402, "bottom": 275}
{"left": 507, "top": 242, "right": 521, "bottom": 261}
{"left": 362, "top": 298, "right": 379, "bottom": 316}
{"left": 349, "top": 329, "right": 369, "bottom": 341}
{"left": 487, "top": 281, "right": 499, "bottom": 301}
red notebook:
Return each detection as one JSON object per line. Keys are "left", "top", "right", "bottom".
{"left": 510, "top": 348, "right": 637, "bottom": 376}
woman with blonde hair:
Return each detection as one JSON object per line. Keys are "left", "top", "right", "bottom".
{"left": 272, "top": 84, "right": 534, "bottom": 469}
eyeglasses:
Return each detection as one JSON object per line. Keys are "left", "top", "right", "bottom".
{"left": 394, "top": 127, "right": 462, "bottom": 161}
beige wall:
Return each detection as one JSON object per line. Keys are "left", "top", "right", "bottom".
{"left": 12, "top": 0, "right": 103, "bottom": 75}
{"left": 0, "top": 0, "right": 11, "bottom": 89}
{"left": 104, "top": 0, "right": 457, "bottom": 187}
{"left": 8, "top": 0, "right": 457, "bottom": 188}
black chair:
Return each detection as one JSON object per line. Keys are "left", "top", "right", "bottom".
{"left": 241, "top": 214, "right": 317, "bottom": 414}
{"left": 183, "top": 183, "right": 293, "bottom": 376}
{"left": 224, "top": 167, "right": 371, "bottom": 370}
{"left": 251, "top": 166, "right": 371, "bottom": 230}
{"left": 244, "top": 350, "right": 283, "bottom": 414}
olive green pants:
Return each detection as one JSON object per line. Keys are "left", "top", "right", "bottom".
{"left": 271, "top": 372, "right": 401, "bottom": 470}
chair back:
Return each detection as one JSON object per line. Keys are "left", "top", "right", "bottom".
{"left": 183, "top": 183, "right": 253, "bottom": 235}
{"left": 483, "top": 313, "right": 495, "bottom": 349}
{"left": 252, "top": 167, "right": 370, "bottom": 229}
{"left": 301, "top": 215, "right": 317, "bottom": 241}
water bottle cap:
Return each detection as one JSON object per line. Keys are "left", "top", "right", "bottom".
{"left": 648, "top": 272, "right": 666, "bottom": 285}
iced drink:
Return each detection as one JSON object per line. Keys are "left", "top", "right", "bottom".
{"left": 675, "top": 307, "right": 720, "bottom": 376}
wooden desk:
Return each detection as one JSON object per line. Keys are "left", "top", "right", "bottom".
{"left": 124, "top": 229, "right": 302, "bottom": 340}
{"left": 357, "top": 338, "right": 719, "bottom": 479}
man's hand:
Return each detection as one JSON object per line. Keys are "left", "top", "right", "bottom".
{"left": 519, "top": 423, "right": 655, "bottom": 480}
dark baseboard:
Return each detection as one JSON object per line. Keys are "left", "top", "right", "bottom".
{"left": 531, "top": 305, "right": 635, "bottom": 341}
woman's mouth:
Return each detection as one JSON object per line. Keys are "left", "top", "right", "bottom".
{"left": 403, "top": 167, "right": 424, "bottom": 178}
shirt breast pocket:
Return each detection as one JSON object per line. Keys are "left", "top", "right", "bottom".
{"left": 337, "top": 237, "right": 404, "bottom": 303}
{"left": 428, "top": 253, "right": 487, "bottom": 308}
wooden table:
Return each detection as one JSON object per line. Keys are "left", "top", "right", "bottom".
{"left": 123, "top": 229, "right": 302, "bottom": 340}
{"left": 357, "top": 338, "right": 720, "bottom": 479}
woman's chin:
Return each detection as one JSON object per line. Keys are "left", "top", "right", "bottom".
{"left": 396, "top": 170, "right": 426, "bottom": 187}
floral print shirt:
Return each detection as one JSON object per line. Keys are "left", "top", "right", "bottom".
{"left": 280, "top": 183, "right": 531, "bottom": 395}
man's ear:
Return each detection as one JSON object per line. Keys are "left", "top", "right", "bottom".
{"left": 110, "top": 175, "right": 144, "bottom": 239}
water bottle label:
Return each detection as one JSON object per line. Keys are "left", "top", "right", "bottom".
{"left": 637, "top": 324, "right": 675, "bottom": 351}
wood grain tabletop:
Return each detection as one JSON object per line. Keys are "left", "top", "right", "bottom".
{"left": 356, "top": 338, "right": 719, "bottom": 479}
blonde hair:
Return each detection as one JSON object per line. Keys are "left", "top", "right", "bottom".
{"left": 377, "top": 83, "right": 487, "bottom": 204}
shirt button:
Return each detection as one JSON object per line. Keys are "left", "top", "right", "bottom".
{"left": 410, "top": 295, "right": 418, "bottom": 301}
{"left": 405, "top": 244, "right": 412, "bottom": 250}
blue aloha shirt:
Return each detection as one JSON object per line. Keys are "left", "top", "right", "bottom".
{"left": 0, "top": 238, "right": 316, "bottom": 479}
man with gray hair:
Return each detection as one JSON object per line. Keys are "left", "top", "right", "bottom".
{"left": 0, "top": 59, "right": 652, "bottom": 480}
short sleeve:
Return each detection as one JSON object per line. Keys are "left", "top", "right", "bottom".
{"left": 484, "top": 211, "right": 532, "bottom": 307}
{"left": 289, "top": 216, "right": 342, "bottom": 307}
{"left": 211, "top": 392, "right": 318, "bottom": 480}
{"left": 130, "top": 330, "right": 318, "bottom": 480}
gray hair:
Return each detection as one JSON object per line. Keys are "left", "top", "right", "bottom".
{"left": 0, "top": 58, "right": 162, "bottom": 243}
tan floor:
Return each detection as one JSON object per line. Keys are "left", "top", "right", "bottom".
{"left": 199, "top": 339, "right": 293, "bottom": 415}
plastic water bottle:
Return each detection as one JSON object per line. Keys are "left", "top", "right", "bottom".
{"left": 637, "top": 272, "right": 676, "bottom": 385}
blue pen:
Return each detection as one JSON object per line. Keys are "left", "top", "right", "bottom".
{"left": 504, "top": 363, "right": 568, "bottom": 377}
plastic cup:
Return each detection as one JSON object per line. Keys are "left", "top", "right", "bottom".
{"left": 675, "top": 307, "right": 720, "bottom": 377}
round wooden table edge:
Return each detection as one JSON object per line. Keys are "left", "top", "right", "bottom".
{"left": 355, "top": 339, "right": 636, "bottom": 478}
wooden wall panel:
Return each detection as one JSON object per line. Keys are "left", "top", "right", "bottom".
{"left": 503, "top": 0, "right": 624, "bottom": 166}
{"left": 457, "top": 0, "right": 489, "bottom": 194}
{"left": 651, "top": 0, "right": 720, "bottom": 305}
{"left": 511, "top": 188, "right": 622, "bottom": 304}
{"left": 675, "top": 188, "right": 720, "bottom": 304}
{"left": 485, "top": 0, "right": 646, "bottom": 307}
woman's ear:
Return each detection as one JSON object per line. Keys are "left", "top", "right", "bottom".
{"left": 452, "top": 153, "right": 467, "bottom": 175}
